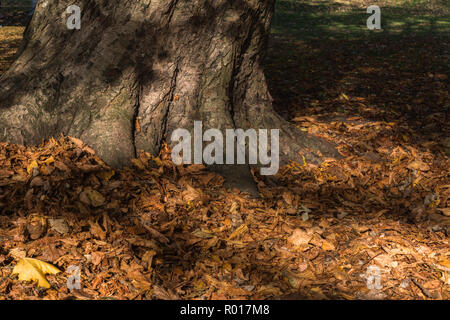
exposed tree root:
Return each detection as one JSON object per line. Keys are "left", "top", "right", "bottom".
{"left": 0, "top": 0, "right": 340, "bottom": 193}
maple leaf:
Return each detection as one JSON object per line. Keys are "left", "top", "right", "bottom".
{"left": 12, "top": 258, "right": 61, "bottom": 288}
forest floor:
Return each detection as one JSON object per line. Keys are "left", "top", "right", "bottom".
{"left": 0, "top": 0, "right": 448, "bottom": 300}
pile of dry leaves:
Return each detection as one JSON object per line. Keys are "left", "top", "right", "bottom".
{"left": 0, "top": 126, "right": 448, "bottom": 299}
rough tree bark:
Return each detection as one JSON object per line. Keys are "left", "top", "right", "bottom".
{"left": 0, "top": 0, "right": 338, "bottom": 191}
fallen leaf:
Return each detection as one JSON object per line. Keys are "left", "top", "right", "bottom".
{"left": 89, "top": 221, "right": 106, "bottom": 240}
{"left": 12, "top": 258, "right": 61, "bottom": 288}
{"left": 26, "top": 215, "right": 47, "bottom": 240}
{"left": 9, "top": 248, "right": 26, "bottom": 260}
{"left": 437, "top": 259, "right": 450, "bottom": 270}
{"left": 287, "top": 229, "right": 312, "bottom": 247}
{"left": 436, "top": 208, "right": 450, "bottom": 217}
{"left": 48, "top": 218, "right": 69, "bottom": 234}
{"left": 27, "top": 160, "right": 39, "bottom": 175}
{"left": 44, "top": 156, "right": 55, "bottom": 165}
{"left": 321, "top": 240, "right": 336, "bottom": 251}
{"left": 97, "top": 170, "right": 115, "bottom": 182}
{"left": 228, "top": 224, "right": 248, "bottom": 240}
{"left": 68, "top": 136, "right": 84, "bottom": 148}
{"left": 141, "top": 250, "right": 156, "bottom": 269}
{"left": 182, "top": 184, "right": 202, "bottom": 202}
{"left": 407, "top": 160, "right": 430, "bottom": 171}
{"left": 82, "top": 187, "right": 105, "bottom": 207}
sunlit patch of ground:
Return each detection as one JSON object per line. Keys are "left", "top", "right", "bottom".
{"left": 0, "top": 27, "right": 24, "bottom": 74}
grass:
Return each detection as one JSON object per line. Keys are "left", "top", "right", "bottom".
{"left": 0, "top": 26, "right": 23, "bottom": 73}
{"left": 264, "top": 0, "right": 449, "bottom": 149}
{"left": 272, "top": 0, "right": 450, "bottom": 40}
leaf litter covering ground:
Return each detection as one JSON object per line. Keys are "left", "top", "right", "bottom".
{"left": 0, "top": 27, "right": 449, "bottom": 300}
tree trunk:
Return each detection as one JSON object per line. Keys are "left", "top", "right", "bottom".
{"left": 0, "top": 0, "right": 338, "bottom": 180}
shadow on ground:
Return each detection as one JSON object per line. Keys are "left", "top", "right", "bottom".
{"left": 266, "top": 0, "right": 449, "bottom": 157}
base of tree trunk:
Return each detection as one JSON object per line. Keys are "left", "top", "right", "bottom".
{"left": 0, "top": 0, "right": 340, "bottom": 194}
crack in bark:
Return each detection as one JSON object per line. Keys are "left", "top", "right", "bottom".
{"left": 132, "top": 83, "right": 141, "bottom": 158}
{"left": 228, "top": 48, "right": 238, "bottom": 129}
{"left": 165, "top": 0, "right": 180, "bottom": 25}
{"left": 160, "top": 62, "right": 180, "bottom": 149}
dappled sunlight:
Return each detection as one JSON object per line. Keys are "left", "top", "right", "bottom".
{"left": 0, "top": 27, "right": 24, "bottom": 74}
{"left": 0, "top": 0, "right": 448, "bottom": 301}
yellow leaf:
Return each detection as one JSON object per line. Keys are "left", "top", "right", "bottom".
{"left": 302, "top": 155, "right": 307, "bottom": 167}
{"left": 340, "top": 93, "right": 349, "bottom": 101}
{"left": 12, "top": 258, "right": 61, "bottom": 288}
{"left": 27, "top": 160, "right": 39, "bottom": 174}
{"left": 44, "top": 156, "right": 55, "bottom": 165}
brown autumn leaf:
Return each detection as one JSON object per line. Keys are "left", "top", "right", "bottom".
{"left": 407, "top": 160, "right": 430, "bottom": 171}
{"left": 91, "top": 251, "right": 104, "bottom": 266}
{"left": 26, "top": 215, "right": 47, "bottom": 240}
{"left": 287, "top": 229, "right": 312, "bottom": 247}
{"left": 436, "top": 208, "right": 450, "bottom": 217}
{"left": 181, "top": 184, "right": 203, "bottom": 202}
{"left": 88, "top": 221, "right": 106, "bottom": 240}
{"left": 48, "top": 218, "right": 69, "bottom": 235}
{"left": 80, "top": 187, "right": 105, "bottom": 207}
{"left": 321, "top": 240, "right": 336, "bottom": 251}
